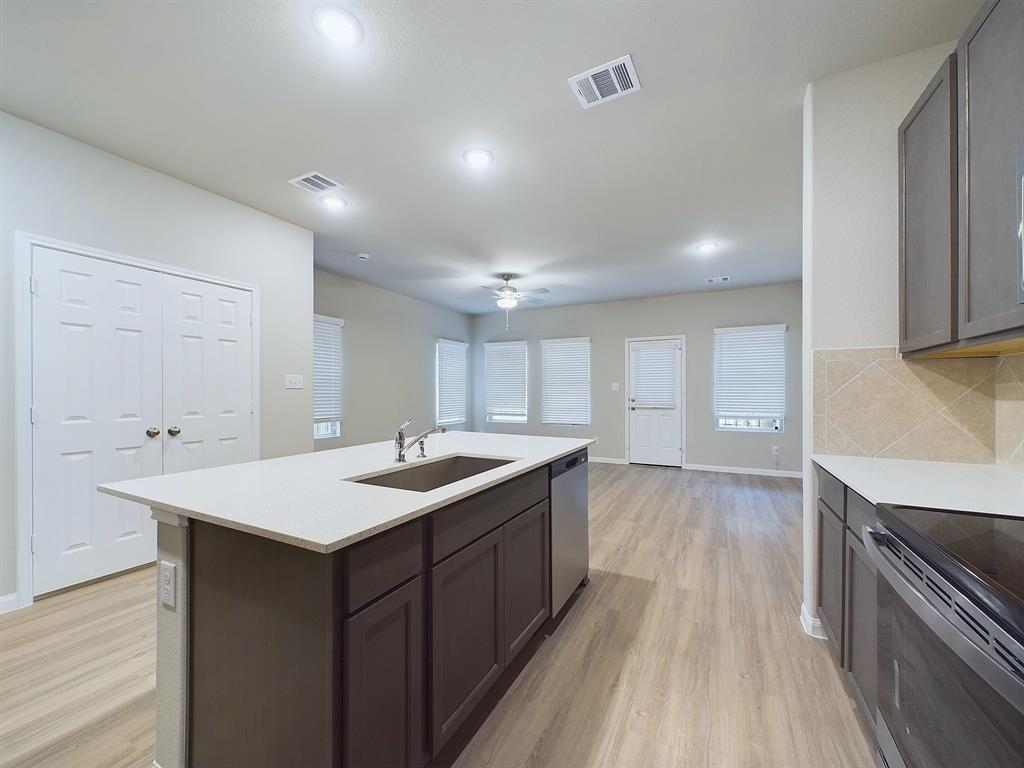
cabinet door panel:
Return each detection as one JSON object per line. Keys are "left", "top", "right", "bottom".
{"left": 504, "top": 500, "right": 550, "bottom": 663}
{"left": 899, "top": 55, "right": 957, "bottom": 353}
{"left": 844, "top": 529, "right": 877, "bottom": 729}
{"left": 344, "top": 575, "right": 428, "bottom": 768}
{"left": 958, "top": 0, "right": 1024, "bottom": 339}
{"left": 816, "top": 501, "right": 845, "bottom": 663}
{"left": 430, "top": 527, "right": 505, "bottom": 751}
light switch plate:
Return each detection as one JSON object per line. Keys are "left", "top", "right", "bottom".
{"left": 610, "top": 382, "right": 620, "bottom": 391}
{"left": 285, "top": 374, "right": 304, "bottom": 389}
{"left": 158, "top": 560, "right": 176, "bottom": 608}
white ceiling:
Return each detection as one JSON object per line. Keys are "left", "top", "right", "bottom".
{"left": 1, "top": 1, "right": 979, "bottom": 313}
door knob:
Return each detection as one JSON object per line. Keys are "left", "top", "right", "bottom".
{"left": 167, "top": 426, "right": 181, "bottom": 437}
{"left": 146, "top": 427, "right": 161, "bottom": 438}
{"left": 630, "top": 407, "right": 636, "bottom": 411}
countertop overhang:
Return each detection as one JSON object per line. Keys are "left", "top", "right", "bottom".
{"left": 99, "top": 431, "right": 595, "bottom": 553}
{"left": 811, "top": 454, "right": 1024, "bottom": 520}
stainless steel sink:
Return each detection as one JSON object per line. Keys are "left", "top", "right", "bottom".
{"left": 351, "top": 455, "right": 515, "bottom": 492}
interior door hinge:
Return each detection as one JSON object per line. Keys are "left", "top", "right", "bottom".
{"left": 249, "top": 311, "right": 254, "bottom": 327}
{"left": 30, "top": 534, "right": 37, "bottom": 554}
{"left": 29, "top": 405, "right": 38, "bottom": 424}
{"left": 29, "top": 275, "right": 39, "bottom": 296}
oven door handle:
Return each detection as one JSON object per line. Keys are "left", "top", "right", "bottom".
{"left": 863, "top": 525, "right": 1024, "bottom": 716}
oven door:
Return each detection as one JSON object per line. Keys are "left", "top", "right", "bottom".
{"left": 864, "top": 526, "right": 1024, "bottom": 768}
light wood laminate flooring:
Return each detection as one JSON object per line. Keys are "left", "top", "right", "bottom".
{"left": 0, "top": 464, "right": 872, "bottom": 767}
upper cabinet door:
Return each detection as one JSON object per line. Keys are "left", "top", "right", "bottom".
{"left": 899, "top": 55, "right": 958, "bottom": 353}
{"left": 957, "top": 0, "right": 1024, "bottom": 340}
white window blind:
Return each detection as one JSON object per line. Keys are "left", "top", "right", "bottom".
{"left": 313, "top": 315, "right": 344, "bottom": 438}
{"left": 632, "top": 347, "right": 677, "bottom": 407}
{"left": 541, "top": 337, "right": 591, "bottom": 425}
{"left": 485, "top": 341, "right": 528, "bottom": 422}
{"left": 436, "top": 339, "right": 468, "bottom": 425}
{"left": 714, "top": 324, "right": 786, "bottom": 424}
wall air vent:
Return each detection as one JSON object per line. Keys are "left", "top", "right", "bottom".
{"left": 568, "top": 54, "right": 641, "bottom": 110}
{"left": 288, "top": 171, "right": 341, "bottom": 195}
{"left": 706, "top": 276, "right": 731, "bottom": 285}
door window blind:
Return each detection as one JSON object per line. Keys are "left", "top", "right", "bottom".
{"left": 435, "top": 338, "right": 468, "bottom": 425}
{"left": 713, "top": 324, "right": 786, "bottom": 420}
{"left": 313, "top": 316, "right": 343, "bottom": 436}
{"left": 485, "top": 341, "right": 528, "bottom": 422}
{"left": 632, "top": 347, "right": 677, "bottom": 407}
{"left": 541, "top": 337, "right": 591, "bottom": 425}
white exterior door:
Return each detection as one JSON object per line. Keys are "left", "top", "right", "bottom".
{"left": 31, "top": 247, "right": 256, "bottom": 596}
{"left": 628, "top": 338, "right": 684, "bottom": 467}
{"left": 162, "top": 275, "right": 254, "bottom": 474}
{"left": 31, "top": 247, "right": 163, "bottom": 595}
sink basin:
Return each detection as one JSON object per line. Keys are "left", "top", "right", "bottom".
{"left": 351, "top": 455, "right": 515, "bottom": 492}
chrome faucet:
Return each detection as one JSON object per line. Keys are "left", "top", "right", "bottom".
{"left": 394, "top": 418, "right": 447, "bottom": 463}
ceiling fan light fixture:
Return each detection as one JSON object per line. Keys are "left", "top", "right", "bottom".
{"left": 496, "top": 296, "right": 518, "bottom": 309}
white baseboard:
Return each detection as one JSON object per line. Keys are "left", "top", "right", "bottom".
{"left": 0, "top": 592, "right": 22, "bottom": 615}
{"left": 589, "top": 456, "right": 627, "bottom": 464}
{"left": 800, "top": 602, "right": 826, "bottom": 639}
{"left": 684, "top": 463, "right": 803, "bottom": 479}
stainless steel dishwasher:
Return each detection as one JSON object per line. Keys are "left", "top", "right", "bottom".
{"left": 550, "top": 449, "right": 589, "bottom": 617}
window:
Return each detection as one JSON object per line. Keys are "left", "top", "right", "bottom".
{"left": 541, "top": 337, "right": 591, "bottom": 425}
{"left": 713, "top": 324, "right": 786, "bottom": 432}
{"left": 435, "top": 338, "right": 468, "bottom": 425}
{"left": 313, "top": 315, "right": 344, "bottom": 439}
{"left": 485, "top": 341, "right": 528, "bottom": 423}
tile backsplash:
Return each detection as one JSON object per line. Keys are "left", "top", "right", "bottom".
{"left": 812, "top": 347, "right": 1005, "bottom": 465}
{"left": 995, "top": 353, "right": 1024, "bottom": 472}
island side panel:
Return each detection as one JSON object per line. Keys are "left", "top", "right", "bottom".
{"left": 188, "top": 520, "right": 340, "bottom": 768}
{"left": 155, "top": 518, "right": 190, "bottom": 768}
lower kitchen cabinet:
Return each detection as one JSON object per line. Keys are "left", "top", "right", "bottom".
{"left": 343, "top": 575, "right": 428, "bottom": 768}
{"left": 504, "top": 501, "right": 550, "bottom": 663}
{"left": 816, "top": 500, "right": 845, "bottom": 663}
{"left": 844, "top": 529, "right": 878, "bottom": 728}
{"left": 430, "top": 526, "right": 505, "bottom": 751}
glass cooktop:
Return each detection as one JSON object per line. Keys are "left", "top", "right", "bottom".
{"left": 880, "top": 505, "right": 1024, "bottom": 642}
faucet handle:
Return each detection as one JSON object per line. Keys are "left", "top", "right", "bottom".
{"left": 398, "top": 418, "right": 413, "bottom": 432}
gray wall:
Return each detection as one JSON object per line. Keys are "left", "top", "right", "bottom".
{"left": 470, "top": 282, "right": 802, "bottom": 472}
{"left": 313, "top": 268, "right": 472, "bottom": 449}
{"left": 0, "top": 113, "right": 314, "bottom": 598}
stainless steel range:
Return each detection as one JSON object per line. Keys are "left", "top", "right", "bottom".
{"left": 863, "top": 505, "right": 1024, "bottom": 768}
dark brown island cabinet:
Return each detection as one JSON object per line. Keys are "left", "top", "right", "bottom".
{"left": 814, "top": 464, "right": 879, "bottom": 734}
{"left": 899, "top": 0, "right": 1024, "bottom": 358}
{"left": 187, "top": 453, "right": 581, "bottom": 768}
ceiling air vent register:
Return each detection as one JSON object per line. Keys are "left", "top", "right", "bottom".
{"left": 569, "top": 54, "right": 642, "bottom": 110}
{"left": 289, "top": 171, "right": 341, "bottom": 195}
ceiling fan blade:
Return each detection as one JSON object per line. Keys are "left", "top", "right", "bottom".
{"left": 518, "top": 287, "right": 550, "bottom": 295}
{"left": 517, "top": 296, "right": 545, "bottom": 304}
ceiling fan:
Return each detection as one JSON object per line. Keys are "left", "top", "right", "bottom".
{"left": 466, "top": 274, "right": 550, "bottom": 330}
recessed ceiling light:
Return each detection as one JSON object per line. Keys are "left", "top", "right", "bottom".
{"left": 695, "top": 241, "right": 719, "bottom": 254}
{"left": 462, "top": 147, "right": 494, "bottom": 167}
{"left": 320, "top": 194, "right": 348, "bottom": 210}
{"left": 312, "top": 6, "right": 364, "bottom": 47}
{"left": 355, "top": 252, "right": 370, "bottom": 261}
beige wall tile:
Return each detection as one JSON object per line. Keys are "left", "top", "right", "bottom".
{"left": 826, "top": 423, "right": 869, "bottom": 456}
{"left": 876, "top": 357, "right": 995, "bottom": 411}
{"left": 995, "top": 357, "right": 1024, "bottom": 470}
{"left": 816, "top": 347, "right": 898, "bottom": 361}
{"left": 826, "top": 364, "right": 932, "bottom": 455}
{"left": 941, "top": 374, "right": 995, "bottom": 451}
{"left": 813, "top": 353, "right": 826, "bottom": 417}
{"left": 826, "top": 359, "right": 872, "bottom": 397}
{"left": 879, "top": 413, "right": 993, "bottom": 464}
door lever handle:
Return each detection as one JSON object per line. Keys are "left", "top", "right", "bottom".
{"left": 146, "top": 427, "right": 161, "bottom": 438}
{"left": 167, "top": 426, "right": 181, "bottom": 437}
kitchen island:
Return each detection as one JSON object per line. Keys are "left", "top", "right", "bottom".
{"left": 99, "top": 431, "right": 594, "bottom": 768}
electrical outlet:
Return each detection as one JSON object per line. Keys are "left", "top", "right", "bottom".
{"left": 771, "top": 445, "right": 781, "bottom": 456}
{"left": 285, "top": 374, "right": 304, "bottom": 389}
{"left": 610, "top": 382, "right": 620, "bottom": 391}
{"left": 159, "top": 560, "right": 177, "bottom": 608}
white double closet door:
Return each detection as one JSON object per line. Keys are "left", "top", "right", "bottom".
{"left": 32, "top": 247, "right": 254, "bottom": 595}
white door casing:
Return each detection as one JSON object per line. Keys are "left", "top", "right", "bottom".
{"left": 162, "top": 275, "right": 253, "bottom": 474}
{"left": 627, "top": 337, "right": 684, "bottom": 467}
{"left": 31, "top": 247, "right": 163, "bottom": 595}
{"left": 28, "top": 241, "right": 258, "bottom": 598}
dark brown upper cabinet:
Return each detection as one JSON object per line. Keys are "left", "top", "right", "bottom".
{"left": 957, "top": 0, "right": 1024, "bottom": 341}
{"left": 898, "top": 55, "right": 958, "bottom": 354}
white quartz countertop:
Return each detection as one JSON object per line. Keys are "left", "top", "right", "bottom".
{"left": 811, "top": 454, "right": 1024, "bottom": 519}
{"left": 99, "top": 431, "right": 594, "bottom": 553}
